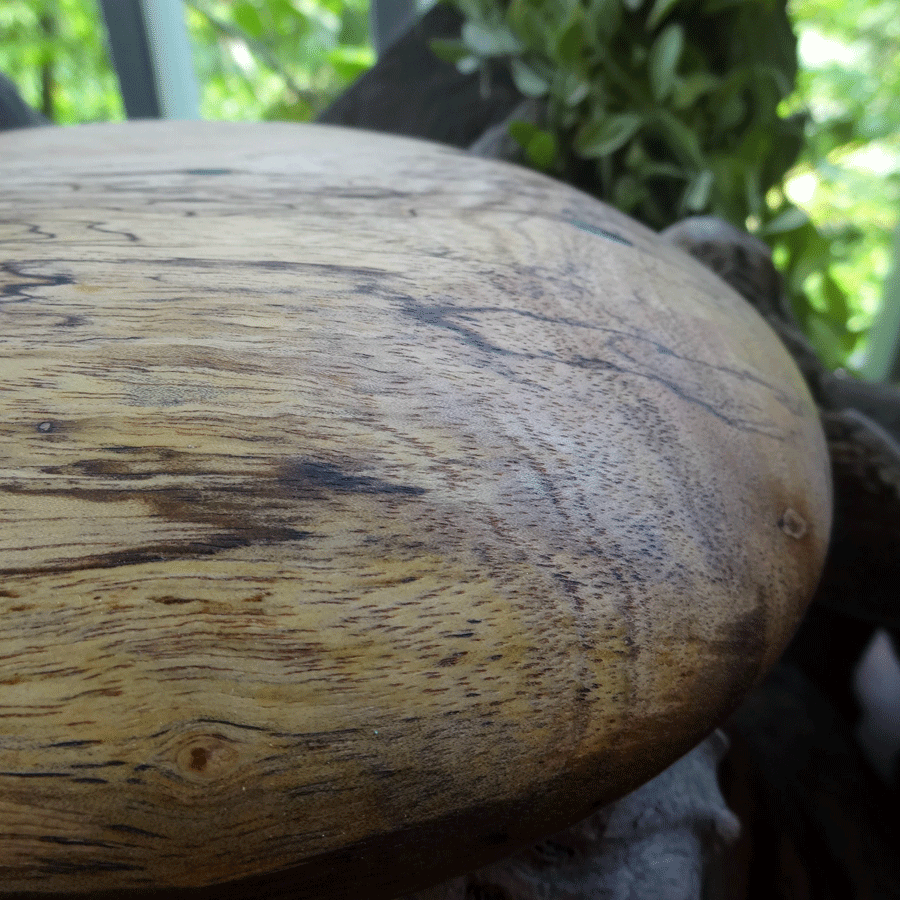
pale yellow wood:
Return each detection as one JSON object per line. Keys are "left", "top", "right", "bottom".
{"left": 0, "top": 121, "right": 830, "bottom": 897}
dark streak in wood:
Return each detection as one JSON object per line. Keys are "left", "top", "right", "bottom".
{"left": 279, "top": 459, "right": 427, "bottom": 498}
{"left": 86, "top": 221, "right": 139, "bottom": 243}
{"left": 0, "top": 262, "right": 73, "bottom": 303}
{"left": 568, "top": 219, "right": 634, "bottom": 246}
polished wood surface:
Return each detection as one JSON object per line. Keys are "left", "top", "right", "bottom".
{"left": 0, "top": 121, "right": 831, "bottom": 897}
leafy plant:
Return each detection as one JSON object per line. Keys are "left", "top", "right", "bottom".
{"left": 433, "top": 0, "right": 870, "bottom": 369}
{"left": 435, "top": 0, "right": 804, "bottom": 228}
{"left": 778, "top": 0, "right": 900, "bottom": 371}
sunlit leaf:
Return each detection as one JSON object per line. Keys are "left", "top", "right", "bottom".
{"left": 509, "top": 119, "right": 540, "bottom": 145}
{"left": 508, "top": 120, "right": 558, "bottom": 169}
{"left": 805, "top": 314, "right": 849, "bottom": 371}
{"left": 575, "top": 113, "right": 642, "bottom": 158}
{"left": 649, "top": 24, "right": 683, "bottom": 102}
{"left": 763, "top": 206, "right": 809, "bottom": 235}
{"left": 233, "top": 2, "right": 264, "bottom": 38}
{"left": 510, "top": 58, "right": 550, "bottom": 97}
{"left": 526, "top": 129, "right": 558, "bottom": 168}
{"left": 683, "top": 169, "right": 714, "bottom": 212}
{"left": 462, "top": 20, "right": 522, "bottom": 56}
{"left": 822, "top": 272, "right": 851, "bottom": 323}
{"left": 327, "top": 44, "right": 374, "bottom": 80}
{"left": 647, "top": 0, "right": 681, "bottom": 30}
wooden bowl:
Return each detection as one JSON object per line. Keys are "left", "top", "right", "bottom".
{"left": 0, "top": 121, "right": 831, "bottom": 898}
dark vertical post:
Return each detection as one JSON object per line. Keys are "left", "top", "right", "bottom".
{"left": 98, "top": 0, "right": 162, "bottom": 118}
{"left": 98, "top": 0, "right": 199, "bottom": 120}
{"left": 370, "top": 0, "right": 419, "bottom": 56}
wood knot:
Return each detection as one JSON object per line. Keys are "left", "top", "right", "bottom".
{"left": 173, "top": 733, "right": 242, "bottom": 782}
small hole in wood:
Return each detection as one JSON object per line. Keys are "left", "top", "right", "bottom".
{"left": 189, "top": 747, "right": 211, "bottom": 771}
{"left": 778, "top": 508, "right": 808, "bottom": 540}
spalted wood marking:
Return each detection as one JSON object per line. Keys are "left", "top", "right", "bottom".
{"left": 0, "top": 122, "right": 830, "bottom": 897}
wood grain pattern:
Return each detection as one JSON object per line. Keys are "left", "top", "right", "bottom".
{"left": 0, "top": 121, "right": 831, "bottom": 897}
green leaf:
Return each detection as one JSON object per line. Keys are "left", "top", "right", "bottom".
{"left": 649, "top": 24, "right": 683, "bottom": 102}
{"left": 508, "top": 121, "right": 558, "bottom": 170}
{"left": 510, "top": 58, "right": 550, "bottom": 97}
{"left": 270, "top": 0, "right": 299, "bottom": 25}
{"left": 647, "top": 0, "right": 681, "bottom": 29}
{"left": 554, "top": 16, "right": 585, "bottom": 67}
{"left": 652, "top": 110, "right": 704, "bottom": 167}
{"left": 233, "top": 2, "right": 264, "bottom": 38}
{"left": 507, "top": 0, "right": 546, "bottom": 50}
{"left": 762, "top": 206, "right": 809, "bottom": 236}
{"left": 683, "top": 169, "right": 714, "bottom": 212}
{"left": 598, "top": 52, "right": 650, "bottom": 106}
{"left": 780, "top": 224, "right": 831, "bottom": 285}
{"left": 453, "top": 0, "right": 490, "bottom": 20}
{"left": 671, "top": 72, "right": 721, "bottom": 109}
{"left": 623, "top": 0, "right": 644, "bottom": 10}
{"left": 625, "top": 142, "right": 683, "bottom": 179}
{"left": 526, "top": 130, "right": 558, "bottom": 169}
{"left": 821, "top": 273, "right": 851, "bottom": 324}
{"left": 554, "top": 69, "right": 592, "bottom": 107}
{"left": 805, "top": 314, "right": 848, "bottom": 371}
{"left": 564, "top": 75, "right": 590, "bottom": 107}
{"left": 508, "top": 120, "right": 541, "bottom": 146}
{"left": 462, "top": 21, "right": 522, "bottom": 57}
{"left": 707, "top": 69, "right": 750, "bottom": 135}
{"left": 716, "top": 93, "right": 746, "bottom": 131}
{"left": 612, "top": 174, "right": 646, "bottom": 210}
{"left": 327, "top": 45, "right": 375, "bottom": 81}
{"left": 575, "top": 113, "right": 642, "bottom": 158}
{"left": 585, "top": 0, "right": 622, "bottom": 44}
{"left": 263, "top": 94, "right": 313, "bottom": 123}
{"left": 429, "top": 38, "right": 471, "bottom": 65}
{"left": 456, "top": 55, "right": 480, "bottom": 75}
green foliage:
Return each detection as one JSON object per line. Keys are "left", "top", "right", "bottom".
{"left": 508, "top": 119, "right": 558, "bottom": 168}
{"left": 0, "top": 0, "right": 373, "bottom": 125}
{"left": 437, "top": 0, "right": 899, "bottom": 371}
{"left": 762, "top": 207, "right": 862, "bottom": 368}
{"left": 184, "top": 0, "right": 374, "bottom": 120}
{"left": 438, "top": 0, "right": 805, "bottom": 229}
{"left": 0, "top": 0, "right": 123, "bottom": 123}
{"left": 778, "top": 0, "right": 900, "bottom": 369}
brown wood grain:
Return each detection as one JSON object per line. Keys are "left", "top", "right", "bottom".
{"left": 0, "top": 121, "right": 831, "bottom": 896}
